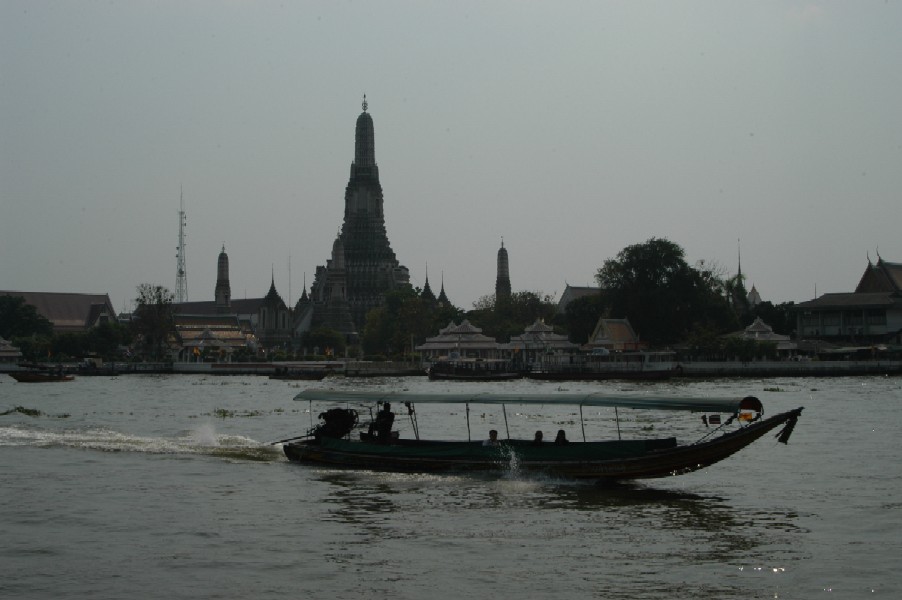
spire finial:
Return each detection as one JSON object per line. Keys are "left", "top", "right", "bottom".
{"left": 362, "top": 94, "right": 368, "bottom": 112}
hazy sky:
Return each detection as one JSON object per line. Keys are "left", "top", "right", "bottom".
{"left": 2, "top": 1, "right": 900, "bottom": 314}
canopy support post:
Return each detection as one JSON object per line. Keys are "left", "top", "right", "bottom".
{"left": 615, "top": 406, "right": 622, "bottom": 440}
{"left": 406, "top": 402, "right": 420, "bottom": 440}
{"left": 466, "top": 403, "right": 471, "bottom": 442}
{"left": 309, "top": 399, "right": 313, "bottom": 432}
{"left": 580, "top": 404, "right": 586, "bottom": 442}
{"left": 502, "top": 404, "right": 510, "bottom": 440}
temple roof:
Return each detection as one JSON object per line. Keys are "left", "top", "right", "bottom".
{"left": 437, "top": 284, "right": 449, "bottom": 306}
{"left": 0, "top": 336, "right": 23, "bottom": 360}
{"left": 856, "top": 258, "right": 902, "bottom": 294}
{"left": 263, "top": 277, "right": 287, "bottom": 310}
{"left": 557, "top": 284, "right": 600, "bottom": 313}
{"left": 421, "top": 276, "right": 436, "bottom": 302}
{"left": 587, "top": 317, "right": 643, "bottom": 351}
{"left": 724, "top": 317, "right": 792, "bottom": 348}
{"left": 507, "top": 318, "right": 578, "bottom": 351}
{"left": 1, "top": 291, "right": 116, "bottom": 333}
{"left": 795, "top": 292, "right": 899, "bottom": 309}
{"left": 418, "top": 319, "right": 500, "bottom": 352}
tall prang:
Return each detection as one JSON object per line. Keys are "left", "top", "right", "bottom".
{"left": 496, "top": 238, "right": 511, "bottom": 301}
{"left": 312, "top": 97, "right": 409, "bottom": 332}
{"left": 214, "top": 245, "right": 231, "bottom": 313}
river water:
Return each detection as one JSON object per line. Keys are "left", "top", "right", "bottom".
{"left": 1, "top": 374, "right": 900, "bottom": 599}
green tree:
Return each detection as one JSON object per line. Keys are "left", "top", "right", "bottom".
{"left": 362, "top": 286, "right": 465, "bottom": 357}
{"left": 596, "top": 238, "right": 736, "bottom": 346}
{"left": 13, "top": 335, "right": 53, "bottom": 362}
{"left": 0, "top": 295, "right": 54, "bottom": 339}
{"left": 132, "top": 284, "right": 175, "bottom": 361}
{"left": 54, "top": 332, "right": 88, "bottom": 360}
{"left": 466, "top": 291, "right": 558, "bottom": 342}
{"left": 303, "top": 327, "right": 347, "bottom": 357}
{"left": 559, "top": 294, "right": 605, "bottom": 344}
{"left": 85, "top": 321, "right": 131, "bottom": 359}
{"left": 749, "top": 301, "right": 796, "bottom": 336}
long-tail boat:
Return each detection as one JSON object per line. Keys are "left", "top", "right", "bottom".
{"left": 8, "top": 363, "right": 75, "bottom": 383}
{"left": 278, "top": 390, "right": 803, "bottom": 481}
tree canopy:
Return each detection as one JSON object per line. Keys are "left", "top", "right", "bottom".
{"left": 467, "top": 291, "right": 558, "bottom": 343}
{"left": 302, "top": 327, "right": 347, "bottom": 358}
{"left": 0, "top": 295, "right": 54, "bottom": 339}
{"left": 595, "top": 238, "right": 736, "bottom": 346}
{"left": 132, "top": 284, "right": 176, "bottom": 361}
{"left": 362, "top": 286, "right": 463, "bottom": 357}
{"left": 558, "top": 293, "right": 604, "bottom": 344}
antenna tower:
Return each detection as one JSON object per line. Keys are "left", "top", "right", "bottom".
{"left": 175, "top": 187, "right": 189, "bottom": 303}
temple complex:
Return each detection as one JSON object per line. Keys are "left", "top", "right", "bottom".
{"left": 173, "top": 246, "right": 293, "bottom": 358}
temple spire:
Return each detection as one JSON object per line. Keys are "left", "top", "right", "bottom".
{"left": 496, "top": 239, "right": 511, "bottom": 300}
{"left": 215, "top": 244, "right": 231, "bottom": 312}
{"left": 437, "top": 271, "right": 450, "bottom": 306}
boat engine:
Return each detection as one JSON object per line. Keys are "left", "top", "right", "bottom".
{"left": 313, "top": 408, "right": 359, "bottom": 439}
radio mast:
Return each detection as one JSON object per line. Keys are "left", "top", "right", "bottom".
{"left": 175, "top": 187, "right": 189, "bottom": 303}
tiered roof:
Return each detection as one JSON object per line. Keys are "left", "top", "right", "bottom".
{"left": 506, "top": 319, "right": 577, "bottom": 353}
{"left": 416, "top": 320, "right": 501, "bottom": 358}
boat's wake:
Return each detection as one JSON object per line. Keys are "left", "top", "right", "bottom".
{"left": 0, "top": 423, "right": 283, "bottom": 463}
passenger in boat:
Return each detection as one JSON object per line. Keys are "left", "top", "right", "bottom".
{"left": 554, "top": 430, "right": 569, "bottom": 445}
{"left": 532, "top": 430, "right": 544, "bottom": 445}
{"left": 373, "top": 403, "right": 395, "bottom": 443}
{"left": 483, "top": 429, "right": 499, "bottom": 446}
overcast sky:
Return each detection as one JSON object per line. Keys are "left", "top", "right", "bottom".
{"left": 2, "top": 1, "right": 900, "bottom": 314}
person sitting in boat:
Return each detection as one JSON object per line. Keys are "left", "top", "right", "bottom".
{"left": 554, "top": 430, "right": 569, "bottom": 445}
{"left": 372, "top": 402, "right": 395, "bottom": 443}
{"left": 483, "top": 429, "right": 499, "bottom": 446}
{"left": 532, "top": 430, "right": 544, "bottom": 445}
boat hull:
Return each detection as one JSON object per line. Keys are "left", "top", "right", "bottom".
{"left": 283, "top": 408, "right": 802, "bottom": 480}
{"left": 269, "top": 372, "right": 329, "bottom": 381}
{"left": 428, "top": 372, "right": 522, "bottom": 382}
{"left": 8, "top": 372, "right": 75, "bottom": 383}
{"left": 527, "top": 369, "right": 672, "bottom": 381}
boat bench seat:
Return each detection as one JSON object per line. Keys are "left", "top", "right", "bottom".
{"left": 645, "top": 437, "right": 678, "bottom": 451}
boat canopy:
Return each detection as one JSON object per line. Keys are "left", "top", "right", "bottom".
{"left": 293, "top": 390, "right": 755, "bottom": 414}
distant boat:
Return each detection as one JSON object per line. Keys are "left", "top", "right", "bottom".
{"left": 529, "top": 351, "right": 676, "bottom": 381}
{"left": 9, "top": 364, "right": 74, "bottom": 383}
{"left": 427, "top": 359, "right": 522, "bottom": 381}
{"left": 269, "top": 366, "right": 330, "bottom": 381}
{"left": 279, "top": 390, "right": 804, "bottom": 481}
